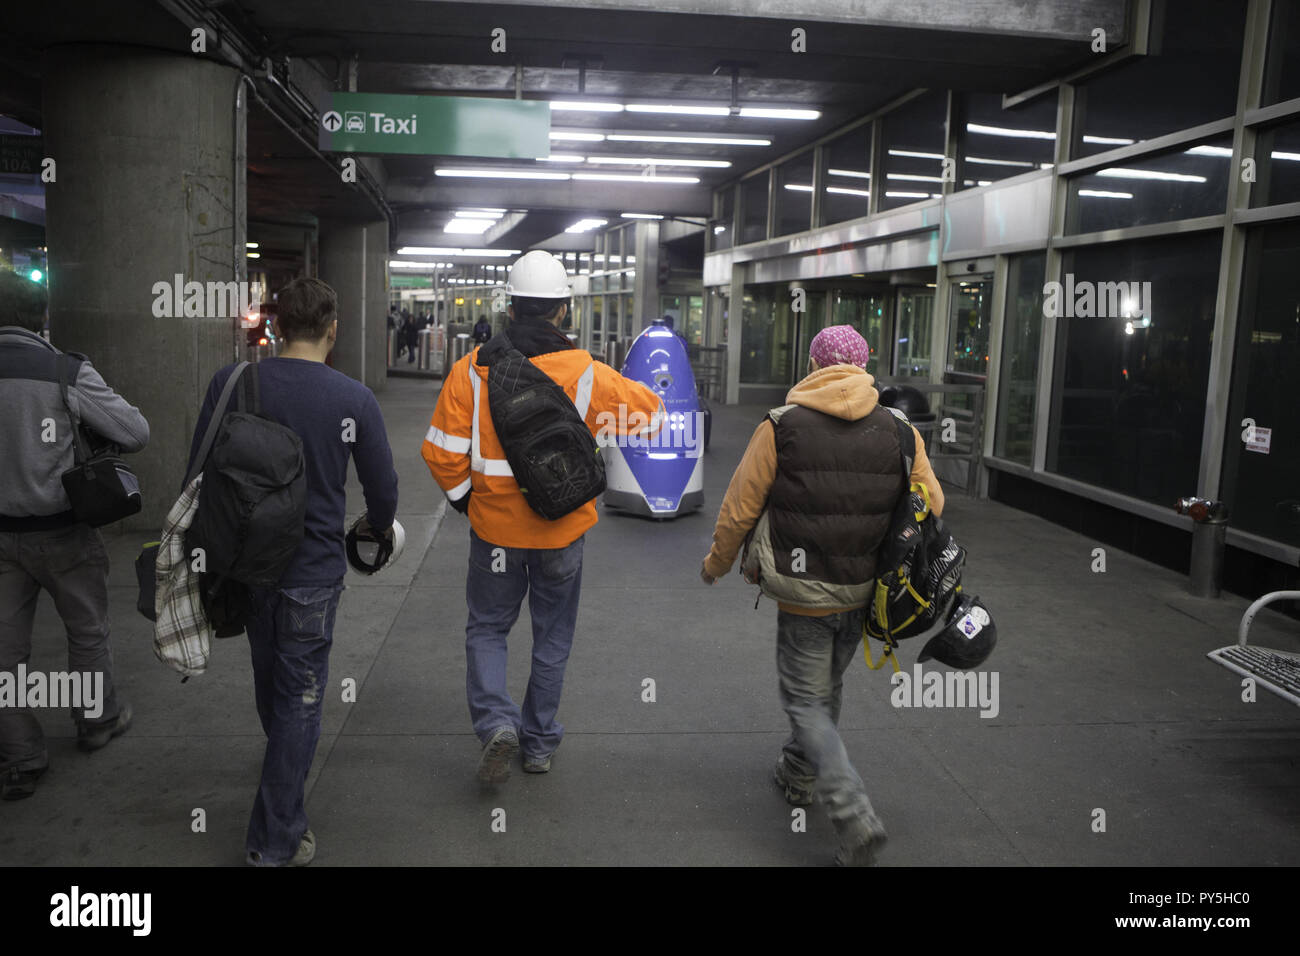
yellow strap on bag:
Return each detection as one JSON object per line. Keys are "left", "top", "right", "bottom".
{"left": 862, "top": 613, "right": 901, "bottom": 674}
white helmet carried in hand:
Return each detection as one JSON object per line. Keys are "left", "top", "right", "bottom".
{"left": 346, "top": 515, "right": 405, "bottom": 575}
{"left": 505, "top": 250, "right": 571, "bottom": 299}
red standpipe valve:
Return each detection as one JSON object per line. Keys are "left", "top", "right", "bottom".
{"left": 1175, "top": 496, "right": 1227, "bottom": 522}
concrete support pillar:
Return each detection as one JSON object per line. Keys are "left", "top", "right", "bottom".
{"left": 631, "top": 220, "right": 660, "bottom": 333}
{"left": 363, "top": 221, "right": 389, "bottom": 389}
{"left": 725, "top": 262, "right": 745, "bottom": 404}
{"left": 43, "top": 46, "right": 244, "bottom": 530}
{"left": 317, "top": 218, "right": 387, "bottom": 388}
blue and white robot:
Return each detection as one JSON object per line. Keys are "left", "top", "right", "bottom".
{"left": 602, "top": 320, "right": 706, "bottom": 518}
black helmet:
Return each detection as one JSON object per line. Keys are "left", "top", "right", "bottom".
{"left": 918, "top": 593, "right": 996, "bottom": 669}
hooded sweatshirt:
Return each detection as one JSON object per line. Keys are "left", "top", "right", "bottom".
{"left": 703, "top": 363, "right": 944, "bottom": 616}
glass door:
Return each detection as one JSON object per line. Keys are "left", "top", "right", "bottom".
{"left": 893, "top": 288, "right": 934, "bottom": 377}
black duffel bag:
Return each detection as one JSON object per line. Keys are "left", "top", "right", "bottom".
{"left": 57, "top": 353, "right": 142, "bottom": 528}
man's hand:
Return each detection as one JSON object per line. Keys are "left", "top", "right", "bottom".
{"left": 700, "top": 563, "right": 716, "bottom": 585}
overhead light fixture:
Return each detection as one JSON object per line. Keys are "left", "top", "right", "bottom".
{"left": 713, "top": 225, "right": 727, "bottom": 234}
{"left": 435, "top": 169, "right": 570, "bottom": 180}
{"left": 887, "top": 173, "right": 945, "bottom": 183}
{"left": 454, "top": 209, "right": 506, "bottom": 219}
{"left": 889, "top": 149, "right": 945, "bottom": 160}
{"left": 827, "top": 186, "right": 870, "bottom": 197}
{"left": 538, "top": 154, "right": 585, "bottom": 162}
{"left": 966, "top": 122, "right": 1055, "bottom": 141}
{"left": 1077, "top": 189, "right": 1135, "bottom": 199}
{"left": 737, "top": 107, "right": 820, "bottom": 120}
{"left": 571, "top": 172, "right": 699, "bottom": 184}
{"left": 828, "top": 167, "right": 871, "bottom": 179}
{"left": 395, "top": 247, "right": 521, "bottom": 257}
{"left": 626, "top": 104, "right": 729, "bottom": 116}
{"left": 1272, "top": 150, "right": 1300, "bottom": 161}
{"left": 444, "top": 219, "right": 494, "bottom": 234}
{"left": 1082, "top": 134, "right": 1136, "bottom": 145}
{"left": 1184, "top": 145, "right": 1232, "bottom": 157}
{"left": 621, "top": 213, "right": 664, "bottom": 219}
{"left": 550, "top": 130, "right": 607, "bottom": 142}
{"left": 607, "top": 133, "right": 771, "bottom": 146}
{"left": 246, "top": 252, "right": 260, "bottom": 258}
{"left": 885, "top": 191, "right": 930, "bottom": 199}
{"left": 245, "top": 241, "right": 260, "bottom": 249}
{"left": 582, "top": 156, "right": 731, "bottom": 168}
{"left": 963, "top": 156, "right": 1036, "bottom": 168}
{"left": 783, "top": 183, "right": 814, "bottom": 192}
{"left": 565, "top": 218, "right": 608, "bottom": 233}
{"left": 1095, "top": 167, "right": 1207, "bottom": 183}
{"left": 550, "top": 101, "right": 624, "bottom": 112}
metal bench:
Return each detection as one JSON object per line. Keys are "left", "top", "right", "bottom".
{"left": 1207, "top": 590, "right": 1300, "bottom": 707}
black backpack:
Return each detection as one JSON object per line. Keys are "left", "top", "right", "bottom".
{"left": 865, "top": 412, "right": 966, "bottom": 648}
{"left": 185, "top": 363, "right": 307, "bottom": 635}
{"left": 477, "top": 331, "right": 605, "bottom": 520}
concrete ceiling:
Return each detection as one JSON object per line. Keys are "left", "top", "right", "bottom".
{"left": 0, "top": 0, "right": 1130, "bottom": 263}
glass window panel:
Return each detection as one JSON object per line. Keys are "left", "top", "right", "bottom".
{"left": 958, "top": 92, "right": 1057, "bottom": 191}
{"left": 740, "top": 173, "right": 769, "bottom": 244}
{"left": 822, "top": 291, "right": 889, "bottom": 377}
{"left": 1222, "top": 221, "right": 1300, "bottom": 545}
{"left": 894, "top": 289, "right": 934, "bottom": 377}
{"left": 823, "top": 125, "right": 873, "bottom": 224}
{"left": 1250, "top": 118, "right": 1300, "bottom": 207}
{"left": 1072, "top": 0, "right": 1245, "bottom": 158}
{"left": 880, "top": 91, "right": 947, "bottom": 212}
{"left": 741, "top": 287, "right": 796, "bottom": 385}
{"left": 1047, "top": 232, "right": 1220, "bottom": 504}
{"left": 713, "top": 186, "right": 734, "bottom": 250}
{"left": 685, "top": 295, "right": 704, "bottom": 346}
{"left": 776, "top": 153, "right": 815, "bottom": 236}
{"left": 994, "top": 253, "right": 1047, "bottom": 464}
{"left": 1262, "top": 0, "right": 1300, "bottom": 107}
{"left": 946, "top": 280, "right": 992, "bottom": 380}
{"left": 1066, "top": 136, "right": 1232, "bottom": 234}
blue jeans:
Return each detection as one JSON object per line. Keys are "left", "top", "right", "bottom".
{"left": 244, "top": 582, "right": 343, "bottom": 865}
{"left": 465, "top": 530, "right": 584, "bottom": 760}
{"left": 776, "top": 609, "right": 880, "bottom": 829}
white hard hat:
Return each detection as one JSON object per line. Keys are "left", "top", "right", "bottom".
{"left": 346, "top": 515, "right": 406, "bottom": 575}
{"left": 505, "top": 250, "right": 571, "bottom": 299}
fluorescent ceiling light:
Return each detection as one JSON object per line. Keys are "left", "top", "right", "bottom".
{"left": 621, "top": 213, "right": 664, "bottom": 219}
{"left": 1184, "top": 145, "right": 1232, "bottom": 157}
{"left": 435, "top": 169, "right": 570, "bottom": 180}
{"left": 963, "top": 156, "right": 1035, "bottom": 168}
{"left": 1095, "top": 167, "right": 1207, "bottom": 183}
{"left": 454, "top": 209, "right": 505, "bottom": 219}
{"left": 565, "top": 218, "right": 608, "bottom": 233}
{"left": 1077, "top": 189, "right": 1134, "bottom": 199}
{"left": 738, "top": 107, "right": 820, "bottom": 120}
{"left": 539, "top": 153, "right": 585, "bottom": 162}
{"left": 396, "top": 247, "right": 521, "bottom": 257}
{"left": 889, "top": 149, "right": 944, "bottom": 160}
{"left": 246, "top": 251, "right": 260, "bottom": 258}
{"left": 713, "top": 225, "right": 727, "bottom": 234}
{"left": 888, "top": 173, "right": 944, "bottom": 183}
{"left": 245, "top": 241, "right": 259, "bottom": 249}
{"left": 550, "top": 131, "right": 607, "bottom": 141}
{"left": 583, "top": 156, "right": 731, "bottom": 168}
{"left": 607, "top": 133, "right": 771, "bottom": 146}
{"left": 1082, "top": 134, "right": 1136, "bottom": 145}
{"left": 625, "top": 104, "right": 730, "bottom": 116}
{"left": 571, "top": 172, "right": 699, "bottom": 183}
{"left": 967, "top": 122, "right": 1055, "bottom": 141}
{"left": 783, "top": 183, "right": 814, "bottom": 192}
{"left": 827, "top": 186, "right": 871, "bottom": 197}
{"left": 1272, "top": 150, "right": 1300, "bottom": 161}
{"left": 550, "top": 101, "right": 624, "bottom": 112}
{"left": 828, "top": 167, "right": 871, "bottom": 179}
{"left": 885, "top": 191, "right": 929, "bottom": 198}
{"left": 444, "top": 219, "right": 494, "bottom": 234}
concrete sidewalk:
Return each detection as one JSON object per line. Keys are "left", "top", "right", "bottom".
{"left": 4, "top": 376, "right": 1298, "bottom": 866}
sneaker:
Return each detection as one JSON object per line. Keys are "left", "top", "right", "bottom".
{"left": 773, "top": 754, "right": 813, "bottom": 807}
{"left": 834, "top": 817, "right": 888, "bottom": 867}
{"left": 522, "top": 753, "right": 551, "bottom": 774}
{"left": 477, "top": 726, "right": 519, "bottom": 784}
{"left": 77, "top": 702, "right": 133, "bottom": 753}
{"left": 247, "top": 829, "right": 316, "bottom": 867}
{"left": 1, "top": 765, "right": 48, "bottom": 801}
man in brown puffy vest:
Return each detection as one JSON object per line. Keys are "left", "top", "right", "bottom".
{"left": 700, "top": 324, "right": 943, "bottom": 866}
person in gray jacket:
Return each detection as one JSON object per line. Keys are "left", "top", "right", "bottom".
{"left": 0, "top": 269, "right": 150, "bottom": 800}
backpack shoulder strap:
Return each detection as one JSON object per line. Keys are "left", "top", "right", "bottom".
{"left": 237, "top": 361, "right": 260, "bottom": 414}
{"left": 56, "top": 352, "right": 90, "bottom": 465}
{"left": 185, "top": 362, "right": 248, "bottom": 486}
{"left": 891, "top": 411, "right": 915, "bottom": 479}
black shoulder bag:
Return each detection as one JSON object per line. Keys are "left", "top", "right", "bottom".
{"left": 57, "top": 353, "right": 142, "bottom": 528}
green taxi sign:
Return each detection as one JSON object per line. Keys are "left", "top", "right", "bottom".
{"left": 318, "top": 92, "right": 550, "bottom": 158}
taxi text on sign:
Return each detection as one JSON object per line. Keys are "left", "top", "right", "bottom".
{"left": 318, "top": 92, "right": 550, "bottom": 158}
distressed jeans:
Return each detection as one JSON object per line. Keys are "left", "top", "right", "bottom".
{"left": 244, "top": 582, "right": 343, "bottom": 865}
{"left": 776, "top": 608, "right": 881, "bottom": 831}
{"left": 465, "top": 530, "right": 584, "bottom": 761}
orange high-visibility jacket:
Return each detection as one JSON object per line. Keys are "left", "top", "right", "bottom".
{"left": 423, "top": 345, "right": 664, "bottom": 549}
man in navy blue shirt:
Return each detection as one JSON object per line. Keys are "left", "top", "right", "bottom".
{"left": 186, "top": 277, "right": 398, "bottom": 867}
